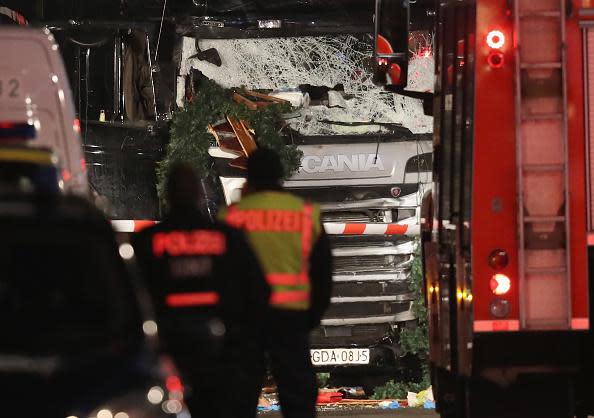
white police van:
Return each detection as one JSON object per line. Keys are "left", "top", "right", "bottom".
{"left": 0, "top": 26, "right": 88, "bottom": 196}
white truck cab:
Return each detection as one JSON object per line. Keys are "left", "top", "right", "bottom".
{"left": 0, "top": 26, "right": 88, "bottom": 196}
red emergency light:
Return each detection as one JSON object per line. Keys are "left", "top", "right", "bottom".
{"left": 488, "top": 249, "right": 509, "bottom": 269}
{"left": 62, "top": 168, "right": 71, "bottom": 182}
{"left": 485, "top": 29, "right": 506, "bottom": 69}
{"left": 490, "top": 273, "right": 511, "bottom": 295}
{"left": 486, "top": 30, "right": 506, "bottom": 50}
{"left": 73, "top": 118, "right": 81, "bottom": 134}
{"left": 166, "top": 375, "right": 184, "bottom": 393}
{"left": 488, "top": 51, "right": 505, "bottom": 69}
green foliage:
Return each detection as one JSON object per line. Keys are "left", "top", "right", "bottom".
{"left": 371, "top": 374, "right": 430, "bottom": 400}
{"left": 317, "top": 373, "right": 330, "bottom": 388}
{"left": 399, "top": 242, "right": 429, "bottom": 356}
{"left": 156, "top": 78, "right": 303, "bottom": 211}
{"left": 372, "top": 241, "right": 430, "bottom": 400}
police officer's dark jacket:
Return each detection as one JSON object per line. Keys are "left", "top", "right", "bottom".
{"left": 132, "top": 208, "right": 270, "bottom": 355}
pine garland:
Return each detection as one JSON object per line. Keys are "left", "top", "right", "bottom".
{"left": 372, "top": 242, "right": 430, "bottom": 399}
{"left": 399, "top": 242, "right": 429, "bottom": 356}
{"left": 156, "top": 78, "right": 302, "bottom": 211}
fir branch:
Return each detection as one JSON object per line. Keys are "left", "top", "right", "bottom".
{"left": 157, "top": 78, "right": 303, "bottom": 211}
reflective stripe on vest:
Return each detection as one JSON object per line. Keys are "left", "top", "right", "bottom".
{"left": 227, "top": 202, "right": 314, "bottom": 309}
{"left": 166, "top": 291, "right": 220, "bottom": 307}
{"left": 267, "top": 272, "right": 308, "bottom": 286}
{"left": 270, "top": 289, "right": 310, "bottom": 305}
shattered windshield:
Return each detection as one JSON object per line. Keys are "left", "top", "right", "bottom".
{"left": 181, "top": 33, "right": 433, "bottom": 136}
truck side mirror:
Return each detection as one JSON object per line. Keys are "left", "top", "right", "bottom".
{"left": 373, "top": 0, "right": 410, "bottom": 88}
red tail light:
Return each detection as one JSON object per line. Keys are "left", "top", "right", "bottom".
{"left": 490, "top": 274, "right": 511, "bottom": 295}
{"left": 166, "top": 375, "right": 184, "bottom": 393}
{"left": 61, "top": 169, "right": 72, "bottom": 182}
{"left": 488, "top": 249, "right": 509, "bottom": 269}
{"left": 487, "top": 51, "right": 505, "bottom": 68}
{"left": 73, "top": 118, "right": 81, "bottom": 134}
{"left": 486, "top": 30, "right": 506, "bottom": 49}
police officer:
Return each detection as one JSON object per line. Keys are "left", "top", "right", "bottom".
{"left": 219, "top": 148, "right": 333, "bottom": 418}
{"left": 133, "top": 163, "right": 270, "bottom": 418}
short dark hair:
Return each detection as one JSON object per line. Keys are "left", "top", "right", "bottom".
{"left": 247, "top": 147, "right": 284, "bottom": 189}
{"left": 166, "top": 162, "right": 202, "bottom": 210}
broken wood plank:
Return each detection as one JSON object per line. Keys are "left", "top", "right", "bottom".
{"left": 232, "top": 92, "right": 258, "bottom": 111}
{"left": 208, "top": 124, "right": 239, "bottom": 147}
{"left": 255, "top": 101, "right": 275, "bottom": 108}
{"left": 229, "top": 155, "right": 248, "bottom": 170}
{"left": 210, "top": 119, "right": 235, "bottom": 133}
{"left": 219, "top": 138, "right": 244, "bottom": 156}
{"left": 207, "top": 123, "right": 223, "bottom": 146}
{"left": 228, "top": 116, "right": 258, "bottom": 156}
{"left": 241, "top": 119, "right": 254, "bottom": 133}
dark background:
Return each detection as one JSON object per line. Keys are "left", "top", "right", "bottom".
{"left": 1, "top": 1, "right": 434, "bottom": 31}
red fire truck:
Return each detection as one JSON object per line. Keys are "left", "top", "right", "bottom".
{"left": 374, "top": 0, "right": 594, "bottom": 416}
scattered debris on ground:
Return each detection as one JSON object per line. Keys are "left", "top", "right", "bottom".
{"left": 257, "top": 386, "right": 435, "bottom": 413}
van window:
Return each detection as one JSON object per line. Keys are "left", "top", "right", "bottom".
{"left": 0, "top": 223, "right": 143, "bottom": 355}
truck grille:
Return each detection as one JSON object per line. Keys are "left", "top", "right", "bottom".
{"left": 325, "top": 301, "right": 413, "bottom": 319}
{"left": 333, "top": 254, "right": 412, "bottom": 273}
{"left": 310, "top": 323, "right": 394, "bottom": 347}
{"left": 321, "top": 210, "right": 386, "bottom": 223}
{"left": 291, "top": 184, "right": 421, "bottom": 204}
{"left": 332, "top": 280, "right": 410, "bottom": 298}
{"left": 317, "top": 195, "right": 419, "bottom": 339}
{"left": 331, "top": 238, "right": 401, "bottom": 248}
{"left": 297, "top": 191, "right": 424, "bottom": 351}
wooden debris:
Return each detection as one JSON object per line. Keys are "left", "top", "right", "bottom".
{"left": 232, "top": 92, "right": 258, "bottom": 111}
{"left": 208, "top": 122, "right": 244, "bottom": 156}
{"left": 258, "top": 395, "right": 272, "bottom": 408}
{"left": 219, "top": 138, "right": 244, "bottom": 156}
{"left": 228, "top": 155, "right": 248, "bottom": 170}
{"left": 227, "top": 116, "right": 257, "bottom": 155}
{"left": 338, "top": 399, "right": 388, "bottom": 404}
{"left": 209, "top": 90, "right": 287, "bottom": 169}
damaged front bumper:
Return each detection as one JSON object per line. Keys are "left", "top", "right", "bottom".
{"left": 309, "top": 191, "right": 422, "bottom": 371}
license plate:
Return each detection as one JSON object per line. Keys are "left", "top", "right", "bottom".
{"left": 0, "top": 78, "right": 21, "bottom": 99}
{"left": 310, "top": 348, "right": 370, "bottom": 366}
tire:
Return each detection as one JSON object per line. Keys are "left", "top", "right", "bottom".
{"left": 432, "top": 367, "right": 467, "bottom": 418}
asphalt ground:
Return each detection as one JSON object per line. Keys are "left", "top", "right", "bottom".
{"left": 260, "top": 407, "right": 438, "bottom": 417}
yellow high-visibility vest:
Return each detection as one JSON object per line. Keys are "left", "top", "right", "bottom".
{"left": 219, "top": 191, "right": 321, "bottom": 310}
